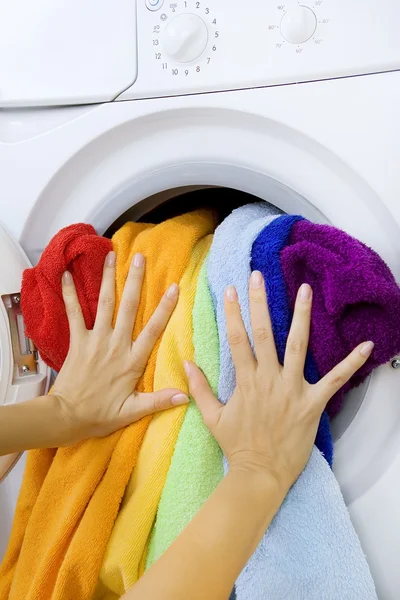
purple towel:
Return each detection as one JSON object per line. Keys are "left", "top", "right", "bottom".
{"left": 281, "top": 220, "right": 400, "bottom": 417}
{"left": 251, "top": 215, "right": 333, "bottom": 464}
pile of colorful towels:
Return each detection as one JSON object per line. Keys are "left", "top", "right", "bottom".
{"left": 1, "top": 201, "right": 400, "bottom": 600}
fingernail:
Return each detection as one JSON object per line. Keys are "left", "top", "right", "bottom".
{"left": 166, "top": 283, "right": 179, "bottom": 299}
{"left": 171, "top": 394, "right": 190, "bottom": 406}
{"left": 250, "top": 271, "right": 263, "bottom": 289}
{"left": 299, "top": 283, "right": 312, "bottom": 302}
{"left": 62, "top": 271, "right": 72, "bottom": 285}
{"left": 226, "top": 285, "right": 238, "bottom": 302}
{"left": 106, "top": 251, "right": 116, "bottom": 267}
{"left": 184, "top": 360, "right": 192, "bottom": 377}
{"left": 360, "top": 341, "right": 374, "bottom": 357}
{"left": 133, "top": 253, "right": 144, "bottom": 268}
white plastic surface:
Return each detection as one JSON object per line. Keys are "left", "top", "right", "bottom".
{"left": 0, "top": 70, "right": 400, "bottom": 596}
{"left": 0, "top": 224, "right": 50, "bottom": 555}
{"left": 0, "top": 223, "right": 48, "bottom": 407}
{"left": 118, "top": 0, "right": 400, "bottom": 102}
{"left": 146, "top": 0, "right": 164, "bottom": 10}
{"left": 281, "top": 5, "right": 317, "bottom": 44}
{"left": 0, "top": 0, "right": 138, "bottom": 106}
{"left": 1, "top": 0, "right": 400, "bottom": 106}
{"left": 163, "top": 14, "right": 209, "bottom": 63}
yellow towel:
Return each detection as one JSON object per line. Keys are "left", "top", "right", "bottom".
{"left": 95, "top": 234, "right": 213, "bottom": 598}
{"left": 0, "top": 211, "right": 215, "bottom": 600}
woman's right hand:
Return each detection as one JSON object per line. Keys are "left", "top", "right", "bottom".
{"left": 185, "top": 271, "right": 374, "bottom": 493}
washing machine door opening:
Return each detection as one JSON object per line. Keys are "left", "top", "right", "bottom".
{"left": 15, "top": 108, "right": 400, "bottom": 507}
{"left": 102, "top": 182, "right": 368, "bottom": 449}
{"left": 80, "top": 165, "right": 399, "bottom": 509}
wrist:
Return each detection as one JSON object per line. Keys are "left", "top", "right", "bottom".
{"left": 226, "top": 465, "right": 288, "bottom": 529}
{"left": 228, "top": 451, "right": 292, "bottom": 497}
{"left": 0, "top": 395, "right": 79, "bottom": 455}
{"left": 44, "top": 393, "right": 82, "bottom": 447}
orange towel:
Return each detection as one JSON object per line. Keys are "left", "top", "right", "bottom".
{"left": 0, "top": 211, "right": 216, "bottom": 600}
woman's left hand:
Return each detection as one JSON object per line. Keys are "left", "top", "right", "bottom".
{"left": 52, "top": 250, "right": 188, "bottom": 444}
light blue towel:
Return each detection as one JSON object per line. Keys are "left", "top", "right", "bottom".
{"left": 207, "top": 202, "right": 377, "bottom": 600}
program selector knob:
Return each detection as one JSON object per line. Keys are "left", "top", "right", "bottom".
{"left": 280, "top": 5, "right": 317, "bottom": 44}
{"left": 163, "top": 14, "right": 209, "bottom": 63}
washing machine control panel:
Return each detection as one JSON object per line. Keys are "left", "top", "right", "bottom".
{"left": 0, "top": 0, "right": 400, "bottom": 107}
{"left": 115, "top": 0, "right": 400, "bottom": 103}
{"left": 149, "top": 2, "right": 219, "bottom": 77}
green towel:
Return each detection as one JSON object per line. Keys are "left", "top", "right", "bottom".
{"left": 145, "top": 257, "right": 223, "bottom": 569}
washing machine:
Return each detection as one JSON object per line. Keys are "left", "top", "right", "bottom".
{"left": 0, "top": 0, "right": 400, "bottom": 597}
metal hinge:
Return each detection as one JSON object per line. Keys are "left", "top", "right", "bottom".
{"left": 3, "top": 293, "right": 38, "bottom": 378}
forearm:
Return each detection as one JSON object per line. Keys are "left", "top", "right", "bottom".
{"left": 125, "top": 466, "right": 287, "bottom": 600}
{"left": 0, "top": 396, "right": 73, "bottom": 455}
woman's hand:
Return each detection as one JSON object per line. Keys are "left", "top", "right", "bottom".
{"left": 125, "top": 271, "right": 374, "bottom": 600}
{"left": 186, "top": 271, "right": 374, "bottom": 492}
{"left": 52, "top": 251, "right": 188, "bottom": 444}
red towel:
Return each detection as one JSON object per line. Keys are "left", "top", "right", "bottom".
{"left": 21, "top": 224, "right": 112, "bottom": 371}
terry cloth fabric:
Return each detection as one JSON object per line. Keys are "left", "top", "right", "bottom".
{"left": 234, "top": 448, "right": 377, "bottom": 600}
{"left": 207, "top": 205, "right": 377, "bottom": 600}
{"left": 206, "top": 203, "right": 332, "bottom": 461}
{"left": 281, "top": 219, "right": 400, "bottom": 417}
{"left": 251, "top": 215, "right": 333, "bottom": 464}
{"left": 145, "top": 257, "right": 224, "bottom": 571}
{"left": 95, "top": 234, "right": 214, "bottom": 598}
{"left": 21, "top": 223, "right": 112, "bottom": 371}
{"left": 0, "top": 211, "right": 215, "bottom": 600}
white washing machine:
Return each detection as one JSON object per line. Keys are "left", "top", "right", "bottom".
{"left": 0, "top": 0, "right": 400, "bottom": 597}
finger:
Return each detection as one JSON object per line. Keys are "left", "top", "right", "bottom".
{"left": 94, "top": 252, "right": 116, "bottom": 333}
{"left": 225, "top": 286, "right": 256, "bottom": 385}
{"left": 185, "top": 361, "right": 222, "bottom": 431}
{"left": 61, "top": 271, "right": 86, "bottom": 340}
{"left": 121, "top": 388, "right": 190, "bottom": 424}
{"left": 249, "top": 271, "right": 279, "bottom": 371}
{"left": 283, "top": 284, "right": 313, "bottom": 380}
{"left": 114, "top": 253, "right": 145, "bottom": 343}
{"left": 131, "top": 283, "right": 179, "bottom": 368}
{"left": 313, "top": 341, "right": 375, "bottom": 408}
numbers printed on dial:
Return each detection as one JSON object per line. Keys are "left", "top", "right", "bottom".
{"left": 152, "top": 0, "right": 218, "bottom": 76}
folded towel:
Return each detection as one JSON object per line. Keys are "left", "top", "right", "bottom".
{"left": 0, "top": 211, "right": 215, "bottom": 600}
{"left": 145, "top": 257, "right": 224, "bottom": 571}
{"left": 281, "top": 219, "right": 400, "bottom": 416}
{"left": 21, "top": 223, "right": 112, "bottom": 371}
{"left": 251, "top": 215, "right": 332, "bottom": 464}
{"left": 206, "top": 203, "right": 331, "bottom": 459}
{"left": 207, "top": 204, "right": 377, "bottom": 600}
{"left": 96, "top": 234, "right": 214, "bottom": 598}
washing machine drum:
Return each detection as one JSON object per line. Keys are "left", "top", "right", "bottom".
{"left": 1, "top": 190, "right": 399, "bottom": 499}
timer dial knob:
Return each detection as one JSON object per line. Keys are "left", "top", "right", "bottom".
{"left": 163, "top": 14, "right": 209, "bottom": 63}
{"left": 280, "top": 5, "right": 317, "bottom": 44}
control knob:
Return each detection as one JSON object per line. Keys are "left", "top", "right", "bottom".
{"left": 163, "top": 14, "right": 209, "bottom": 63}
{"left": 280, "top": 6, "right": 317, "bottom": 44}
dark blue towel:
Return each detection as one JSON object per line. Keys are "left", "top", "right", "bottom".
{"left": 251, "top": 215, "right": 333, "bottom": 465}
